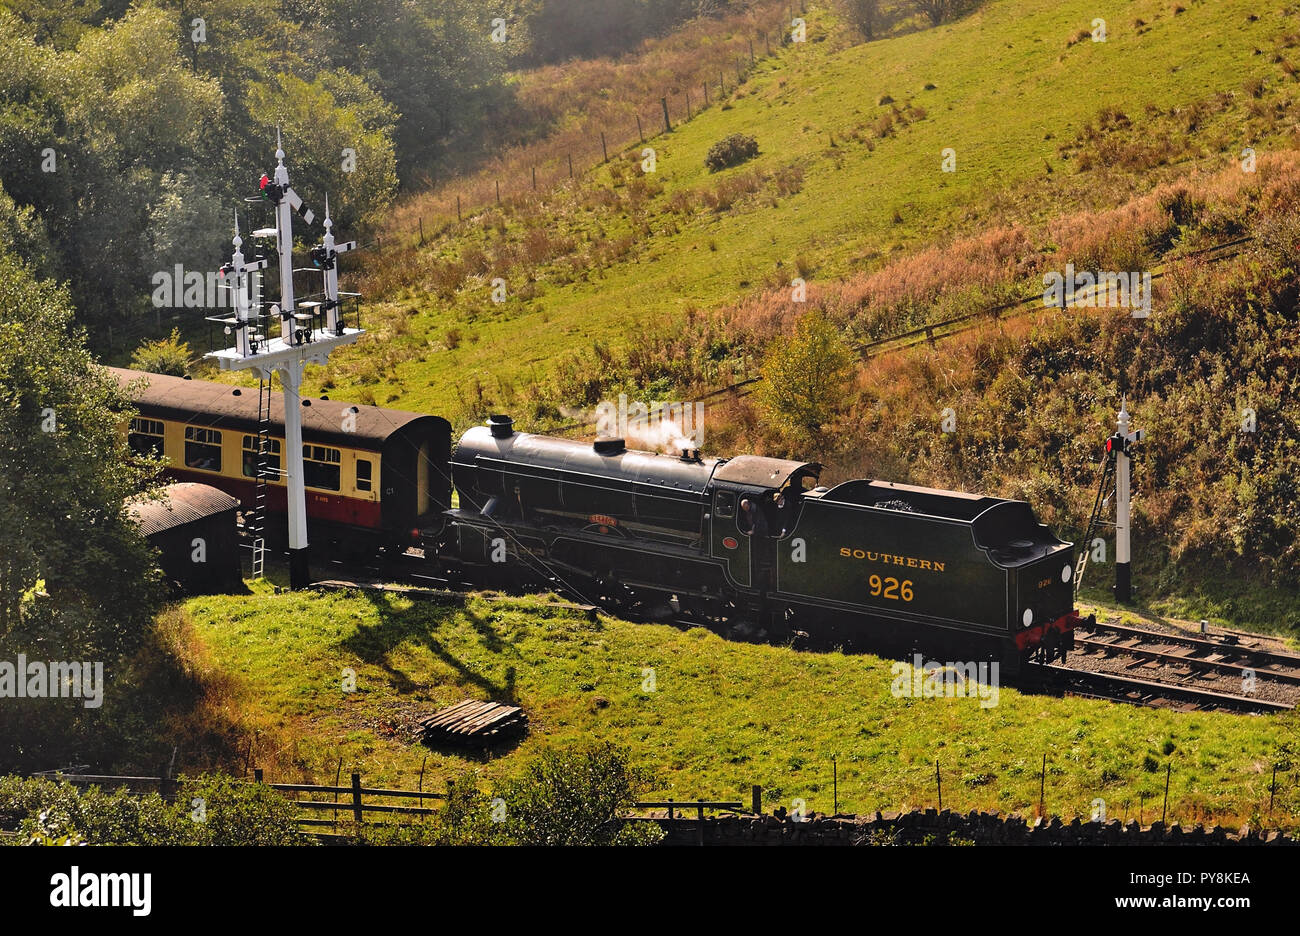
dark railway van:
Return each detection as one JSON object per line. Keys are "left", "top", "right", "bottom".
{"left": 127, "top": 482, "right": 242, "bottom": 594}
{"left": 448, "top": 419, "right": 1080, "bottom": 671}
{"left": 108, "top": 368, "right": 452, "bottom": 555}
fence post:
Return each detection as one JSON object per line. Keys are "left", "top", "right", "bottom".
{"left": 636, "top": 113, "right": 644, "bottom": 143}
{"left": 1162, "top": 763, "right": 1171, "bottom": 824}
{"left": 936, "top": 759, "right": 942, "bottom": 811}
{"left": 704, "top": 82, "right": 709, "bottom": 106}
{"left": 765, "top": 30, "right": 770, "bottom": 55}
{"left": 697, "top": 802, "right": 705, "bottom": 846}
{"left": 254, "top": 768, "right": 263, "bottom": 784}
{"left": 419, "top": 217, "right": 424, "bottom": 245}
{"left": 568, "top": 152, "right": 574, "bottom": 178}
{"left": 531, "top": 165, "right": 536, "bottom": 190}
{"left": 1269, "top": 765, "right": 1278, "bottom": 813}
{"left": 667, "top": 797, "right": 674, "bottom": 837}
{"left": 661, "top": 97, "right": 671, "bottom": 133}
{"left": 496, "top": 179, "right": 501, "bottom": 205}
{"left": 752, "top": 784, "right": 762, "bottom": 814}
{"left": 351, "top": 772, "right": 363, "bottom": 823}
{"left": 720, "top": 72, "right": 725, "bottom": 96}
{"left": 456, "top": 195, "right": 461, "bottom": 222}
{"left": 601, "top": 131, "right": 608, "bottom": 163}
{"left": 1038, "top": 754, "right": 1046, "bottom": 818}
{"left": 686, "top": 91, "right": 691, "bottom": 120}
{"left": 749, "top": 38, "right": 754, "bottom": 62}
{"left": 158, "top": 764, "right": 172, "bottom": 802}
{"left": 832, "top": 757, "right": 838, "bottom": 815}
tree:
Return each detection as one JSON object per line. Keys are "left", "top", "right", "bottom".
{"left": 245, "top": 72, "right": 398, "bottom": 232}
{"left": 756, "top": 309, "right": 856, "bottom": 448}
{"left": 842, "top": 0, "right": 881, "bottom": 39}
{"left": 0, "top": 253, "right": 162, "bottom": 657}
{"left": 914, "top": 0, "right": 960, "bottom": 27}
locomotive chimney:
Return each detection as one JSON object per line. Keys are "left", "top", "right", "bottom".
{"left": 488, "top": 414, "right": 514, "bottom": 438}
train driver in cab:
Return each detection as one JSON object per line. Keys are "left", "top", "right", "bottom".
{"left": 738, "top": 497, "right": 769, "bottom": 538}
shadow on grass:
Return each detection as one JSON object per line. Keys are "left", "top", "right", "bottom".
{"left": 338, "top": 590, "right": 522, "bottom": 704}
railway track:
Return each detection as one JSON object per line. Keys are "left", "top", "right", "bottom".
{"left": 1023, "top": 662, "right": 1294, "bottom": 714}
{"left": 1074, "top": 619, "right": 1300, "bottom": 686}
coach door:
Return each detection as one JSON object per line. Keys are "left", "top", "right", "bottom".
{"left": 417, "top": 440, "right": 431, "bottom": 517}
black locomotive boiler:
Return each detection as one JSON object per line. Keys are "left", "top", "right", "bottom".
{"left": 447, "top": 416, "right": 1081, "bottom": 673}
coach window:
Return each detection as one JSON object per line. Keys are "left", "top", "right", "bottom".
{"left": 356, "top": 459, "right": 373, "bottom": 492}
{"left": 183, "top": 426, "right": 222, "bottom": 472}
{"left": 715, "top": 490, "right": 736, "bottom": 519}
{"left": 242, "top": 436, "right": 282, "bottom": 480}
{"left": 303, "top": 444, "right": 341, "bottom": 491}
{"left": 128, "top": 418, "right": 165, "bottom": 458}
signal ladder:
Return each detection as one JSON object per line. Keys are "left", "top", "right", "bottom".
{"left": 249, "top": 377, "right": 275, "bottom": 579}
{"left": 1073, "top": 455, "right": 1116, "bottom": 597}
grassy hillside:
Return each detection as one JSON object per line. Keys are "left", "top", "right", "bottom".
{"left": 173, "top": 585, "right": 1300, "bottom": 827}
{"left": 263, "top": 0, "right": 1298, "bottom": 422}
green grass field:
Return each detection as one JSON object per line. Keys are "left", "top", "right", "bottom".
{"left": 257, "top": 0, "right": 1297, "bottom": 424}
{"left": 179, "top": 584, "right": 1300, "bottom": 827}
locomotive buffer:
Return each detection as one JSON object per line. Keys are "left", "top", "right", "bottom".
{"left": 206, "top": 134, "right": 364, "bottom": 589}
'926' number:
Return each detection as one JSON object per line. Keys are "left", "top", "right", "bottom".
{"left": 869, "top": 576, "right": 913, "bottom": 602}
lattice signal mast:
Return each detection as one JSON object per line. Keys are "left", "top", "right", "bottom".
{"left": 207, "top": 132, "right": 364, "bottom": 589}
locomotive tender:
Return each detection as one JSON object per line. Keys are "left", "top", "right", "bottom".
{"left": 113, "top": 369, "right": 1081, "bottom": 672}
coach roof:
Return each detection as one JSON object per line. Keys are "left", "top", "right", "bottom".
{"left": 106, "top": 367, "right": 448, "bottom": 449}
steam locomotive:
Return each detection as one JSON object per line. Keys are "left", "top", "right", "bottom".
{"left": 111, "top": 368, "right": 1081, "bottom": 672}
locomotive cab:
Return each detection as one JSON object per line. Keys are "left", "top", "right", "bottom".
{"left": 707, "top": 457, "right": 820, "bottom": 591}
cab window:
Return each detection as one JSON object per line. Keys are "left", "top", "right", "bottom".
{"left": 715, "top": 490, "right": 736, "bottom": 519}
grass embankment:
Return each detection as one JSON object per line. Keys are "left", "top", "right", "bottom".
{"left": 235, "top": 0, "right": 1300, "bottom": 424}
{"left": 178, "top": 585, "right": 1300, "bottom": 828}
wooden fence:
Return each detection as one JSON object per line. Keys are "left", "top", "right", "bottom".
{"left": 27, "top": 768, "right": 761, "bottom": 840}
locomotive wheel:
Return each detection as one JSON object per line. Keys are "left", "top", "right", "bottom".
{"left": 592, "top": 573, "right": 636, "bottom": 614}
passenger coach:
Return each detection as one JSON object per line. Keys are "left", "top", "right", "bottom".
{"left": 107, "top": 368, "right": 451, "bottom": 555}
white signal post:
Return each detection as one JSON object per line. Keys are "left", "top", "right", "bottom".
{"left": 1113, "top": 399, "right": 1145, "bottom": 603}
{"left": 207, "top": 136, "right": 364, "bottom": 590}
{"left": 317, "top": 196, "right": 357, "bottom": 336}
{"left": 219, "top": 211, "right": 268, "bottom": 358}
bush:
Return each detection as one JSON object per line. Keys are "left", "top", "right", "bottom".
{"left": 705, "top": 133, "right": 760, "bottom": 172}
{"left": 0, "top": 773, "right": 305, "bottom": 846}
{"left": 496, "top": 741, "right": 662, "bottom": 846}
{"left": 130, "top": 328, "right": 192, "bottom": 376}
